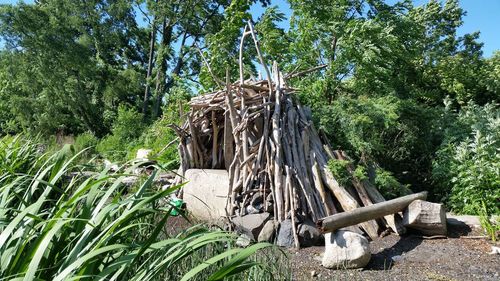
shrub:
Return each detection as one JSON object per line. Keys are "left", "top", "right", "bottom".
{"left": 135, "top": 87, "right": 191, "bottom": 168}
{"left": 97, "top": 105, "right": 145, "bottom": 161}
{"left": 433, "top": 103, "right": 499, "bottom": 215}
{"left": 74, "top": 131, "right": 98, "bottom": 157}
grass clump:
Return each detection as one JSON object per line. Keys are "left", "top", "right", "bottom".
{"left": 0, "top": 138, "right": 288, "bottom": 280}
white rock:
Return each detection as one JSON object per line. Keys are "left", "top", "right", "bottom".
{"left": 182, "top": 169, "right": 229, "bottom": 222}
{"left": 135, "top": 148, "right": 152, "bottom": 160}
{"left": 322, "top": 230, "right": 371, "bottom": 269}
{"left": 104, "top": 159, "right": 119, "bottom": 172}
{"left": 236, "top": 234, "right": 253, "bottom": 248}
{"left": 489, "top": 246, "right": 500, "bottom": 255}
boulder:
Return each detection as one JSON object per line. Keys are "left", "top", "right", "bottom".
{"left": 298, "top": 220, "right": 323, "bottom": 247}
{"left": 322, "top": 230, "right": 371, "bottom": 269}
{"left": 404, "top": 200, "right": 447, "bottom": 235}
{"left": 182, "top": 169, "right": 229, "bottom": 222}
{"left": 277, "top": 219, "right": 295, "bottom": 247}
{"left": 258, "top": 220, "right": 278, "bottom": 242}
{"left": 232, "top": 213, "right": 271, "bottom": 240}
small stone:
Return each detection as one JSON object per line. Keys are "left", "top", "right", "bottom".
{"left": 489, "top": 246, "right": 500, "bottom": 255}
{"left": 246, "top": 205, "right": 260, "bottom": 215}
{"left": 298, "top": 219, "right": 323, "bottom": 247}
{"left": 258, "top": 220, "right": 277, "bottom": 242}
{"left": 310, "top": 270, "right": 318, "bottom": 277}
{"left": 391, "top": 255, "right": 403, "bottom": 262}
{"left": 236, "top": 234, "right": 253, "bottom": 248}
{"left": 104, "top": 159, "right": 119, "bottom": 172}
{"left": 322, "top": 230, "right": 371, "bottom": 269}
{"left": 277, "top": 219, "right": 295, "bottom": 247}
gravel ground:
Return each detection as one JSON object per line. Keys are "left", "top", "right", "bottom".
{"left": 290, "top": 226, "right": 499, "bottom": 281}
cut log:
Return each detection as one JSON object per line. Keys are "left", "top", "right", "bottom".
{"left": 318, "top": 192, "right": 427, "bottom": 233}
{"left": 403, "top": 200, "right": 447, "bottom": 236}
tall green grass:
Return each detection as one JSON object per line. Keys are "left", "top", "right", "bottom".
{"left": 0, "top": 136, "right": 289, "bottom": 280}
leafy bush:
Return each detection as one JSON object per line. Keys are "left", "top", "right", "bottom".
{"left": 97, "top": 105, "right": 145, "bottom": 161}
{"left": 433, "top": 103, "right": 499, "bottom": 215}
{"left": 74, "top": 131, "right": 98, "bottom": 157}
{"left": 135, "top": 91, "right": 190, "bottom": 168}
{"left": 0, "top": 141, "right": 286, "bottom": 280}
{"left": 374, "top": 168, "right": 412, "bottom": 199}
{"left": 328, "top": 157, "right": 410, "bottom": 199}
{"left": 327, "top": 159, "right": 351, "bottom": 187}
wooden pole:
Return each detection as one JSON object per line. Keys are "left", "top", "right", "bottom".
{"left": 317, "top": 192, "right": 428, "bottom": 233}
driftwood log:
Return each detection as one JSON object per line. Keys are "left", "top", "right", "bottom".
{"left": 172, "top": 21, "right": 416, "bottom": 242}
{"left": 317, "top": 192, "right": 427, "bottom": 233}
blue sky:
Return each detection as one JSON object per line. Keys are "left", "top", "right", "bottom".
{"left": 251, "top": 0, "right": 499, "bottom": 57}
{"left": 1, "top": 0, "right": 498, "bottom": 57}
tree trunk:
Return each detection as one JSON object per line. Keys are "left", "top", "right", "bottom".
{"left": 142, "top": 17, "right": 157, "bottom": 117}
{"left": 152, "top": 18, "right": 173, "bottom": 118}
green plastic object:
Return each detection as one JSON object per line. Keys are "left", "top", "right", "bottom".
{"left": 170, "top": 198, "right": 184, "bottom": 216}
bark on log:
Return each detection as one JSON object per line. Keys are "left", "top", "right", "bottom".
{"left": 318, "top": 192, "right": 428, "bottom": 233}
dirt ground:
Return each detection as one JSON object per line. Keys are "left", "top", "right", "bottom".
{"left": 165, "top": 216, "right": 498, "bottom": 281}
{"left": 290, "top": 225, "right": 499, "bottom": 281}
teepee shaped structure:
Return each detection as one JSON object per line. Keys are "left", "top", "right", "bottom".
{"left": 172, "top": 22, "right": 404, "bottom": 247}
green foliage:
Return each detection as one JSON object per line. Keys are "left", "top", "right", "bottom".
{"left": 73, "top": 131, "right": 98, "bottom": 157}
{"left": 353, "top": 165, "right": 368, "bottom": 182}
{"left": 138, "top": 92, "right": 188, "bottom": 167}
{"left": 0, "top": 135, "right": 43, "bottom": 175}
{"left": 0, "top": 140, "right": 286, "bottom": 280}
{"left": 374, "top": 168, "right": 411, "bottom": 199}
{"left": 478, "top": 201, "right": 499, "bottom": 242}
{"left": 97, "top": 105, "right": 145, "bottom": 161}
{"left": 433, "top": 103, "right": 499, "bottom": 215}
{"left": 328, "top": 159, "right": 351, "bottom": 187}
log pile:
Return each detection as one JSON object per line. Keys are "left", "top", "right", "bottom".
{"left": 172, "top": 21, "right": 405, "bottom": 246}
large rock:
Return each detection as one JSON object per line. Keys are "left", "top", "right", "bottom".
{"left": 298, "top": 220, "right": 323, "bottom": 247}
{"left": 258, "top": 220, "right": 278, "bottom": 242}
{"left": 403, "top": 200, "right": 447, "bottom": 235}
{"left": 232, "top": 213, "right": 271, "bottom": 240}
{"left": 182, "top": 169, "right": 229, "bottom": 222}
{"left": 322, "top": 230, "right": 371, "bottom": 269}
{"left": 277, "top": 219, "right": 295, "bottom": 247}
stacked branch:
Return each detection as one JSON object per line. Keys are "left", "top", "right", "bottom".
{"left": 173, "top": 21, "right": 404, "bottom": 244}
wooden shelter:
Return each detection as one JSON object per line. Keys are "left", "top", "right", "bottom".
{"left": 172, "top": 22, "right": 405, "bottom": 247}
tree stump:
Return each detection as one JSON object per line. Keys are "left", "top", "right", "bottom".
{"left": 403, "top": 200, "right": 447, "bottom": 236}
